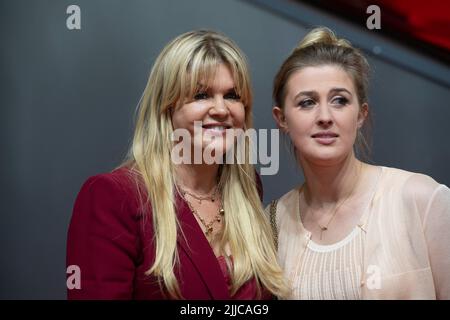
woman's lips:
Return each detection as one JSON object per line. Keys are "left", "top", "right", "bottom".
{"left": 202, "top": 124, "right": 232, "bottom": 136}
{"left": 311, "top": 132, "right": 338, "bottom": 145}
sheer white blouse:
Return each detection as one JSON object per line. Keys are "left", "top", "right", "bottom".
{"left": 270, "top": 166, "right": 450, "bottom": 299}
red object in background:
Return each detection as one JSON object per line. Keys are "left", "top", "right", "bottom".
{"left": 378, "top": 0, "right": 450, "bottom": 52}
{"left": 299, "top": 0, "right": 450, "bottom": 62}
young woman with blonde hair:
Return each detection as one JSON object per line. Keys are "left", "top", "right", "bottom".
{"left": 67, "top": 30, "right": 288, "bottom": 299}
{"left": 269, "top": 27, "right": 450, "bottom": 299}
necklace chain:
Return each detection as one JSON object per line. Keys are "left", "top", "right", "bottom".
{"left": 302, "top": 163, "right": 362, "bottom": 241}
{"left": 179, "top": 186, "right": 224, "bottom": 237}
{"left": 181, "top": 185, "right": 219, "bottom": 204}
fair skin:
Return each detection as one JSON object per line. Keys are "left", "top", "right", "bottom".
{"left": 273, "top": 65, "right": 380, "bottom": 244}
{"left": 171, "top": 63, "right": 245, "bottom": 251}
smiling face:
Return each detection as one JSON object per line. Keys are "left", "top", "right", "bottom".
{"left": 273, "top": 65, "right": 368, "bottom": 166}
{"left": 171, "top": 63, "right": 246, "bottom": 160}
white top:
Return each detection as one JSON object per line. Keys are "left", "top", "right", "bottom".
{"left": 269, "top": 166, "right": 450, "bottom": 299}
{"left": 293, "top": 226, "right": 365, "bottom": 300}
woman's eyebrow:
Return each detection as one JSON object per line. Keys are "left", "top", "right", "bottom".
{"left": 294, "top": 90, "right": 316, "bottom": 100}
{"left": 329, "top": 87, "right": 352, "bottom": 95}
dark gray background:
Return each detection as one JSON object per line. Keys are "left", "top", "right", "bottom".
{"left": 1, "top": 0, "right": 449, "bottom": 299}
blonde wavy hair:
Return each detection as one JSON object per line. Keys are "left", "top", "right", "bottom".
{"left": 273, "top": 27, "right": 373, "bottom": 160}
{"left": 120, "top": 30, "right": 289, "bottom": 299}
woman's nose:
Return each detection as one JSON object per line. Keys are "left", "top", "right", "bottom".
{"left": 316, "top": 104, "right": 333, "bottom": 127}
{"left": 209, "top": 96, "right": 229, "bottom": 118}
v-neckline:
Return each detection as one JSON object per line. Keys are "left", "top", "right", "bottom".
{"left": 175, "top": 192, "right": 231, "bottom": 299}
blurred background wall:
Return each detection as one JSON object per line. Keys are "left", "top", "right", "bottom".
{"left": 1, "top": 0, "right": 449, "bottom": 299}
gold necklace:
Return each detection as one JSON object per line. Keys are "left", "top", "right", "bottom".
{"left": 181, "top": 185, "right": 218, "bottom": 204}
{"left": 180, "top": 187, "right": 225, "bottom": 237}
{"left": 303, "top": 163, "right": 362, "bottom": 241}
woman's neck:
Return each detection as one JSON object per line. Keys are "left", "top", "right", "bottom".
{"left": 300, "top": 153, "right": 363, "bottom": 208}
{"left": 175, "top": 163, "right": 220, "bottom": 194}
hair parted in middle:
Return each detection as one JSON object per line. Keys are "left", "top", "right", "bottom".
{"left": 121, "top": 30, "right": 289, "bottom": 299}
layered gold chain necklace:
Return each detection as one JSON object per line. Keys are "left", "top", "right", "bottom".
{"left": 179, "top": 186, "right": 225, "bottom": 237}
{"left": 181, "top": 185, "right": 219, "bottom": 204}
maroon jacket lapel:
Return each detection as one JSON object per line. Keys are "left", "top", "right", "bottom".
{"left": 175, "top": 193, "right": 230, "bottom": 300}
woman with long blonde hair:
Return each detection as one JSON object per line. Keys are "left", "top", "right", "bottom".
{"left": 67, "top": 30, "right": 288, "bottom": 299}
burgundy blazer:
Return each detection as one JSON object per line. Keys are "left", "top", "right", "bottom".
{"left": 66, "top": 167, "right": 267, "bottom": 299}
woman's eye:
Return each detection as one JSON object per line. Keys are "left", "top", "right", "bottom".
{"left": 332, "top": 96, "right": 349, "bottom": 106}
{"left": 299, "top": 99, "right": 315, "bottom": 108}
{"left": 224, "top": 91, "right": 241, "bottom": 100}
{"left": 194, "top": 92, "right": 209, "bottom": 100}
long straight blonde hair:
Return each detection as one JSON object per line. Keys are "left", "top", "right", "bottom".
{"left": 121, "top": 30, "right": 288, "bottom": 299}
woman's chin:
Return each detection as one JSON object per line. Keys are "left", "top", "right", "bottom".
{"left": 299, "top": 150, "right": 349, "bottom": 166}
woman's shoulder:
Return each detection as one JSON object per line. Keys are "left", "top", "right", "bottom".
{"left": 380, "top": 165, "right": 449, "bottom": 211}
{"left": 75, "top": 166, "right": 145, "bottom": 215}
{"left": 276, "top": 187, "right": 301, "bottom": 205}
{"left": 81, "top": 166, "right": 140, "bottom": 192}
{"left": 378, "top": 165, "right": 419, "bottom": 181}
{"left": 379, "top": 165, "right": 443, "bottom": 190}
{"left": 378, "top": 166, "right": 438, "bottom": 189}
{"left": 265, "top": 187, "right": 301, "bottom": 216}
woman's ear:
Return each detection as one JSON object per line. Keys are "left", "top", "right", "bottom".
{"left": 273, "top": 106, "right": 289, "bottom": 133}
{"left": 357, "top": 103, "right": 369, "bottom": 128}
